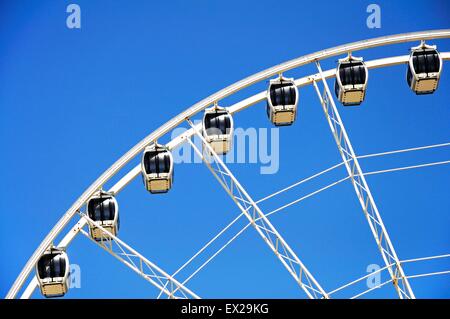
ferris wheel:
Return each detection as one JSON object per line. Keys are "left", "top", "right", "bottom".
{"left": 6, "top": 29, "right": 450, "bottom": 299}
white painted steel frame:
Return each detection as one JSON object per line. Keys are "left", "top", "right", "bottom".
{"left": 17, "top": 52, "right": 450, "bottom": 299}
{"left": 186, "top": 119, "right": 328, "bottom": 299}
{"left": 312, "top": 62, "right": 414, "bottom": 299}
{"left": 7, "top": 30, "right": 450, "bottom": 299}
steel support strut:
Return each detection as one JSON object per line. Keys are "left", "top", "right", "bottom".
{"left": 312, "top": 61, "right": 415, "bottom": 299}
{"left": 186, "top": 119, "right": 328, "bottom": 299}
{"left": 79, "top": 214, "right": 200, "bottom": 299}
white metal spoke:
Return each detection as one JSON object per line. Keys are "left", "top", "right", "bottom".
{"left": 406, "top": 270, "right": 450, "bottom": 279}
{"left": 312, "top": 62, "right": 415, "bottom": 299}
{"left": 357, "top": 142, "right": 450, "bottom": 159}
{"left": 401, "top": 253, "right": 450, "bottom": 264}
{"left": 180, "top": 223, "right": 252, "bottom": 289}
{"left": 186, "top": 119, "right": 328, "bottom": 299}
{"left": 363, "top": 160, "right": 450, "bottom": 176}
{"left": 350, "top": 278, "right": 394, "bottom": 299}
{"left": 265, "top": 177, "right": 350, "bottom": 218}
{"left": 327, "top": 263, "right": 394, "bottom": 297}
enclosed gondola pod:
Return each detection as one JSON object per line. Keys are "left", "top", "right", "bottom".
{"left": 407, "top": 42, "right": 442, "bottom": 95}
{"left": 202, "top": 105, "right": 234, "bottom": 155}
{"left": 334, "top": 55, "right": 368, "bottom": 106}
{"left": 266, "top": 76, "right": 299, "bottom": 126}
{"left": 141, "top": 143, "right": 174, "bottom": 193}
{"left": 36, "top": 248, "right": 70, "bottom": 298}
{"left": 86, "top": 191, "right": 119, "bottom": 240}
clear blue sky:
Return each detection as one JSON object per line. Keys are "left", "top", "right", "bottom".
{"left": 1, "top": 0, "right": 449, "bottom": 298}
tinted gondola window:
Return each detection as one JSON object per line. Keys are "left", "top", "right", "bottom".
{"left": 270, "top": 83, "right": 297, "bottom": 106}
{"left": 412, "top": 50, "right": 440, "bottom": 74}
{"left": 339, "top": 62, "right": 366, "bottom": 86}
{"left": 88, "top": 197, "right": 116, "bottom": 221}
{"left": 37, "top": 253, "right": 67, "bottom": 279}
{"left": 144, "top": 151, "right": 171, "bottom": 174}
{"left": 204, "top": 112, "right": 231, "bottom": 135}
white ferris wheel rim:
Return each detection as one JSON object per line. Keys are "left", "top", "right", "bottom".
{"left": 7, "top": 29, "right": 450, "bottom": 299}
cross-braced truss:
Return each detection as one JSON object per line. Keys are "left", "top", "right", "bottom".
{"left": 311, "top": 61, "right": 415, "bottom": 299}
{"left": 185, "top": 119, "right": 328, "bottom": 299}
{"left": 79, "top": 213, "right": 199, "bottom": 299}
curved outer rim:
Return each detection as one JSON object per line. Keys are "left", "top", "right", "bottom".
{"left": 7, "top": 29, "right": 450, "bottom": 299}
